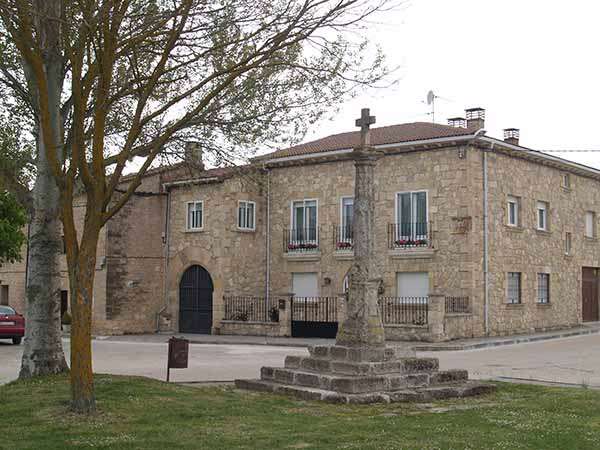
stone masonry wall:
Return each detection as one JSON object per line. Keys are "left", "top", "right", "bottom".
{"left": 165, "top": 171, "right": 267, "bottom": 333}
{"left": 267, "top": 147, "right": 477, "bottom": 337}
{"left": 476, "top": 148, "right": 600, "bottom": 335}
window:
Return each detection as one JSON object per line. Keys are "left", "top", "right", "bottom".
{"left": 507, "top": 196, "right": 519, "bottom": 227}
{"left": 342, "top": 274, "right": 349, "bottom": 294}
{"left": 537, "top": 273, "right": 550, "bottom": 304}
{"left": 186, "top": 201, "right": 203, "bottom": 230}
{"left": 565, "top": 232, "right": 572, "bottom": 255}
{"left": 536, "top": 201, "right": 548, "bottom": 231}
{"left": 562, "top": 173, "right": 571, "bottom": 189}
{"left": 395, "top": 191, "right": 427, "bottom": 239}
{"left": 291, "top": 199, "right": 317, "bottom": 242}
{"left": 238, "top": 201, "right": 255, "bottom": 230}
{"left": 292, "top": 273, "right": 319, "bottom": 298}
{"left": 340, "top": 197, "right": 354, "bottom": 241}
{"left": 0, "top": 285, "right": 8, "bottom": 306}
{"left": 507, "top": 272, "right": 521, "bottom": 304}
{"left": 396, "top": 272, "right": 429, "bottom": 298}
{"left": 585, "top": 211, "right": 596, "bottom": 238}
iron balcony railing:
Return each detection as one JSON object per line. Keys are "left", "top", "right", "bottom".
{"left": 333, "top": 225, "right": 353, "bottom": 251}
{"left": 445, "top": 296, "right": 471, "bottom": 314}
{"left": 223, "top": 296, "right": 279, "bottom": 322}
{"left": 378, "top": 296, "right": 428, "bottom": 325}
{"left": 284, "top": 227, "right": 320, "bottom": 253}
{"left": 387, "top": 222, "right": 432, "bottom": 249}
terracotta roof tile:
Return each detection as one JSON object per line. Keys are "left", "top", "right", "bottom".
{"left": 258, "top": 122, "right": 474, "bottom": 160}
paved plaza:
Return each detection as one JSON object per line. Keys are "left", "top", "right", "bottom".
{"left": 2, "top": 333, "right": 600, "bottom": 388}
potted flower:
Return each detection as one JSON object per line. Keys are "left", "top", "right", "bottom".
{"left": 62, "top": 311, "right": 72, "bottom": 333}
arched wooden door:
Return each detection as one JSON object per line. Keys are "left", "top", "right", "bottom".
{"left": 179, "top": 265, "right": 213, "bottom": 334}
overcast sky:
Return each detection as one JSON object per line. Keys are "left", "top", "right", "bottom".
{"left": 300, "top": 0, "right": 600, "bottom": 169}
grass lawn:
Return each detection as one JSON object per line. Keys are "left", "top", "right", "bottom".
{"left": 2, "top": 374, "right": 600, "bottom": 449}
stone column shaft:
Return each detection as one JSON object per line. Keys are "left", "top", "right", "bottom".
{"left": 336, "top": 148, "right": 385, "bottom": 348}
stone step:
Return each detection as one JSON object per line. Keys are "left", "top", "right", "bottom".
{"left": 234, "top": 378, "right": 496, "bottom": 404}
{"left": 284, "top": 355, "right": 440, "bottom": 376}
{"left": 307, "top": 345, "right": 415, "bottom": 362}
{"left": 261, "top": 366, "right": 432, "bottom": 393}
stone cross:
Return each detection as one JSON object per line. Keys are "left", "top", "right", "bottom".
{"left": 355, "top": 108, "right": 376, "bottom": 148}
{"left": 336, "top": 108, "right": 385, "bottom": 349}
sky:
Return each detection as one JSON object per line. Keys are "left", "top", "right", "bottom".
{"left": 297, "top": 0, "right": 600, "bottom": 169}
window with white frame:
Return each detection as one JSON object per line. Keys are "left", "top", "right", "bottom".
{"left": 537, "top": 273, "right": 550, "bottom": 304}
{"left": 395, "top": 191, "right": 427, "bottom": 240}
{"left": 292, "top": 199, "right": 317, "bottom": 242}
{"left": 238, "top": 200, "right": 255, "bottom": 230}
{"left": 186, "top": 201, "right": 203, "bottom": 230}
{"left": 562, "top": 173, "right": 571, "bottom": 189}
{"left": 585, "top": 211, "right": 596, "bottom": 238}
{"left": 536, "top": 201, "right": 548, "bottom": 231}
{"left": 507, "top": 272, "right": 521, "bottom": 304}
{"left": 565, "top": 232, "right": 572, "bottom": 255}
{"left": 507, "top": 196, "right": 519, "bottom": 227}
{"left": 340, "top": 197, "right": 354, "bottom": 241}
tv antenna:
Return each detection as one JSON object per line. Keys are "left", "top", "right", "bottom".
{"left": 424, "top": 90, "right": 452, "bottom": 123}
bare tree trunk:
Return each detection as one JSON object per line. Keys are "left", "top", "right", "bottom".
{"left": 19, "top": 132, "right": 68, "bottom": 378}
{"left": 69, "top": 230, "right": 100, "bottom": 413}
{"left": 19, "top": 0, "right": 68, "bottom": 378}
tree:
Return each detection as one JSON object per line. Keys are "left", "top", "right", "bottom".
{"left": 0, "top": 0, "right": 392, "bottom": 413}
{"left": 0, "top": 191, "right": 26, "bottom": 264}
{"left": 0, "top": 3, "right": 69, "bottom": 379}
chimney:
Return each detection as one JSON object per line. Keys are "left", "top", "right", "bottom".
{"left": 503, "top": 128, "right": 520, "bottom": 146}
{"left": 465, "top": 107, "right": 485, "bottom": 131}
{"left": 447, "top": 117, "right": 467, "bottom": 128}
{"left": 184, "top": 141, "right": 205, "bottom": 171}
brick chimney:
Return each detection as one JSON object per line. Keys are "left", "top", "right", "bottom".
{"left": 465, "top": 107, "right": 485, "bottom": 131}
{"left": 184, "top": 141, "right": 205, "bottom": 170}
{"left": 447, "top": 117, "right": 466, "bottom": 128}
{"left": 503, "top": 128, "right": 520, "bottom": 146}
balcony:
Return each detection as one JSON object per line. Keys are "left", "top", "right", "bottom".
{"left": 284, "top": 227, "right": 320, "bottom": 260}
{"left": 332, "top": 225, "right": 354, "bottom": 258}
{"left": 387, "top": 222, "right": 434, "bottom": 259}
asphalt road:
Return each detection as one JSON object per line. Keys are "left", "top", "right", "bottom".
{"left": 1, "top": 334, "right": 599, "bottom": 387}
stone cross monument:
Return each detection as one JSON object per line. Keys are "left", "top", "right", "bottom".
{"left": 336, "top": 108, "right": 386, "bottom": 349}
{"left": 236, "top": 108, "right": 494, "bottom": 403}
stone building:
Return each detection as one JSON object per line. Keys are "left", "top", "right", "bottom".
{"left": 1, "top": 107, "right": 599, "bottom": 340}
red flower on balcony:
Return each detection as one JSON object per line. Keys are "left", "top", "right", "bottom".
{"left": 336, "top": 241, "right": 353, "bottom": 250}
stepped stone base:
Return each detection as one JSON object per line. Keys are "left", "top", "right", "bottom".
{"left": 235, "top": 345, "right": 495, "bottom": 403}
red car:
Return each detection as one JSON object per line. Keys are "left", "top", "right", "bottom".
{"left": 0, "top": 305, "right": 25, "bottom": 345}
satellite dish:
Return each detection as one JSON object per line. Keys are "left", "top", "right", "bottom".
{"left": 426, "top": 90, "right": 435, "bottom": 105}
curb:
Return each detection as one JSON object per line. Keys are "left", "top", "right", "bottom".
{"left": 414, "top": 327, "right": 600, "bottom": 352}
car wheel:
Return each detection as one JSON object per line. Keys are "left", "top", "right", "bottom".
{"left": 12, "top": 337, "right": 22, "bottom": 345}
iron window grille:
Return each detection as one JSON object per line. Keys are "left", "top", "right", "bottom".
{"left": 507, "top": 272, "right": 521, "bottom": 304}
{"left": 537, "top": 273, "right": 550, "bottom": 304}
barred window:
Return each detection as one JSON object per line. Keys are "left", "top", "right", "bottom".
{"left": 187, "top": 201, "right": 203, "bottom": 230}
{"left": 238, "top": 201, "right": 256, "bottom": 230}
{"left": 537, "top": 273, "right": 550, "bottom": 304}
{"left": 507, "top": 272, "right": 521, "bottom": 304}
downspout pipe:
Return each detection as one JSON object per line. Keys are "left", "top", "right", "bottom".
{"left": 265, "top": 167, "right": 271, "bottom": 307}
{"left": 471, "top": 129, "right": 490, "bottom": 335}
{"left": 157, "top": 186, "right": 171, "bottom": 332}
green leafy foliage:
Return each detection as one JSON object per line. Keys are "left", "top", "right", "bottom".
{"left": 0, "top": 190, "right": 26, "bottom": 264}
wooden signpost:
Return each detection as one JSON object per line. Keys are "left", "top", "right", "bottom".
{"left": 166, "top": 336, "right": 189, "bottom": 382}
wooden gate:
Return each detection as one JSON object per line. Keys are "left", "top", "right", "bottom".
{"left": 582, "top": 267, "right": 599, "bottom": 322}
{"left": 291, "top": 297, "right": 338, "bottom": 338}
{"left": 179, "top": 265, "right": 213, "bottom": 334}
